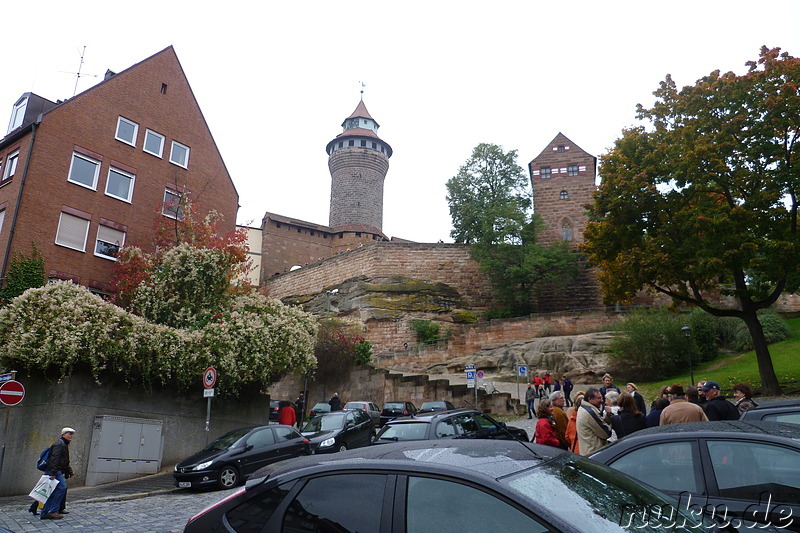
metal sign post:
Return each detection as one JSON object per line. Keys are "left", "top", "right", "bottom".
{"left": 203, "top": 368, "right": 217, "bottom": 444}
{"left": 465, "top": 365, "right": 476, "bottom": 408}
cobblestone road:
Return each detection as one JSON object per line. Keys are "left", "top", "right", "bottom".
{"left": 0, "top": 487, "right": 238, "bottom": 533}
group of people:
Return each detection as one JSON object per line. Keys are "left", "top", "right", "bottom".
{"left": 525, "top": 372, "right": 573, "bottom": 418}
{"left": 531, "top": 373, "right": 757, "bottom": 457}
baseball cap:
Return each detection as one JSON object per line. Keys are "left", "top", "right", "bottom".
{"left": 61, "top": 427, "right": 76, "bottom": 435}
{"left": 698, "top": 381, "right": 720, "bottom": 392}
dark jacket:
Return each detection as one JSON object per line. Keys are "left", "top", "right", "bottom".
{"left": 703, "top": 396, "right": 740, "bottom": 421}
{"left": 611, "top": 410, "right": 647, "bottom": 438}
{"left": 646, "top": 409, "right": 663, "bottom": 428}
{"left": 632, "top": 391, "right": 647, "bottom": 416}
{"left": 45, "top": 437, "right": 73, "bottom": 477}
{"left": 329, "top": 395, "right": 343, "bottom": 411}
{"left": 562, "top": 378, "right": 573, "bottom": 395}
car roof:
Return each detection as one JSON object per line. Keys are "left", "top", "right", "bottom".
{"left": 248, "top": 439, "right": 563, "bottom": 488}
{"left": 748, "top": 398, "right": 800, "bottom": 409}
{"left": 386, "top": 407, "right": 480, "bottom": 424}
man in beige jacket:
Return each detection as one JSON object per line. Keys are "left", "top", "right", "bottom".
{"left": 576, "top": 387, "right": 612, "bottom": 455}
{"left": 660, "top": 384, "right": 709, "bottom": 425}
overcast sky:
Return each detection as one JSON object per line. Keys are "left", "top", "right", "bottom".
{"left": 3, "top": 1, "right": 799, "bottom": 243}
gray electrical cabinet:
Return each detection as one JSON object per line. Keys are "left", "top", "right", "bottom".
{"left": 86, "top": 415, "right": 164, "bottom": 486}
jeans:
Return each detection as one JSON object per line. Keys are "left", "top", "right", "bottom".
{"left": 527, "top": 400, "right": 536, "bottom": 418}
{"left": 41, "top": 472, "right": 66, "bottom": 517}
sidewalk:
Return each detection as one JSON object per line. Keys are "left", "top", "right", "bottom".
{"left": 0, "top": 470, "right": 179, "bottom": 509}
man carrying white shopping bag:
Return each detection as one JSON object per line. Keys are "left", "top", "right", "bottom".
{"left": 39, "top": 427, "right": 75, "bottom": 520}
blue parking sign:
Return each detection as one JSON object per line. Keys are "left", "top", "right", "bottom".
{"left": 466, "top": 371, "right": 475, "bottom": 379}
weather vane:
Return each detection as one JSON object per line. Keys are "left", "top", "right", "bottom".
{"left": 359, "top": 81, "right": 366, "bottom": 100}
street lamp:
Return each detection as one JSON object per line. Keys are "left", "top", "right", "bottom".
{"left": 681, "top": 325, "right": 694, "bottom": 386}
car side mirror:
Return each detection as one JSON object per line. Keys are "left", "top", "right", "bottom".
{"left": 346, "top": 421, "right": 355, "bottom": 428}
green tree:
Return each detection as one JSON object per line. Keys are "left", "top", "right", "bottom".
{"left": 447, "top": 143, "right": 578, "bottom": 315}
{"left": 583, "top": 47, "right": 800, "bottom": 395}
{"left": 0, "top": 245, "right": 46, "bottom": 306}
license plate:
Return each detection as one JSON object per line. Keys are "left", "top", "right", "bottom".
{"left": 178, "top": 482, "right": 192, "bottom": 488}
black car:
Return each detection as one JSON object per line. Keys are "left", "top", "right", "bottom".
{"left": 308, "top": 401, "right": 332, "bottom": 418}
{"left": 173, "top": 425, "right": 310, "bottom": 490}
{"left": 590, "top": 420, "right": 800, "bottom": 530}
{"left": 301, "top": 409, "right": 374, "bottom": 453}
{"left": 268, "top": 400, "right": 296, "bottom": 422}
{"left": 375, "top": 408, "right": 528, "bottom": 443}
{"left": 740, "top": 399, "right": 800, "bottom": 425}
{"left": 183, "top": 439, "right": 713, "bottom": 532}
{"left": 418, "top": 400, "right": 456, "bottom": 413}
{"left": 379, "top": 400, "right": 417, "bottom": 426}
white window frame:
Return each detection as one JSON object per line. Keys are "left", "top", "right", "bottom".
{"left": 2, "top": 150, "right": 19, "bottom": 181}
{"left": 94, "top": 225, "right": 126, "bottom": 261}
{"left": 0, "top": 209, "right": 5, "bottom": 235}
{"left": 104, "top": 167, "right": 135, "bottom": 203}
{"left": 115, "top": 116, "right": 139, "bottom": 146}
{"left": 162, "top": 189, "right": 184, "bottom": 220}
{"left": 143, "top": 129, "right": 165, "bottom": 158}
{"left": 55, "top": 212, "right": 90, "bottom": 252}
{"left": 169, "top": 141, "right": 190, "bottom": 168}
{"left": 67, "top": 152, "right": 101, "bottom": 190}
{"left": 7, "top": 96, "right": 27, "bottom": 133}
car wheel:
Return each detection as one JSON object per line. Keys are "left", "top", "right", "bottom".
{"left": 217, "top": 465, "right": 239, "bottom": 489}
{"left": 338, "top": 443, "right": 348, "bottom": 452}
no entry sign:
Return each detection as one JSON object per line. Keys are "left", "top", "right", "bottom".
{"left": 0, "top": 380, "right": 25, "bottom": 406}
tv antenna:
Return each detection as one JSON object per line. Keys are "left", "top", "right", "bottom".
{"left": 61, "top": 46, "right": 100, "bottom": 97}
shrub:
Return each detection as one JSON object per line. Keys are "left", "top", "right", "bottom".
{"left": 687, "top": 309, "right": 719, "bottom": 362}
{"left": 354, "top": 340, "right": 372, "bottom": 365}
{"left": 410, "top": 319, "right": 450, "bottom": 344}
{"left": 727, "top": 312, "right": 789, "bottom": 352}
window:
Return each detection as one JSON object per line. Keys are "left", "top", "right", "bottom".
{"left": 160, "top": 83, "right": 168, "bottom": 94}
{"left": 407, "top": 477, "right": 548, "bottom": 532}
{"left": 7, "top": 96, "right": 27, "bottom": 133}
{"left": 540, "top": 167, "right": 551, "bottom": 179}
{"left": 226, "top": 483, "right": 293, "bottom": 531}
{"left": 0, "top": 209, "right": 5, "bottom": 234}
{"left": 169, "top": 141, "right": 190, "bottom": 168}
{"left": 360, "top": 140, "right": 367, "bottom": 147}
{"left": 348, "top": 140, "right": 354, "bottom": 147}
{"left": 283, "top": 474, "right": 386, "bottom": 531}
{"left": 560, "top": 190, "right": 569, "bottom": 200}
{"left": 162, "top": 189, "right": 184, "bottom": 220}
{"left": 568, "top": 164, "right": 578, "bottom": 176}
{"left": 67, "top": 153, "right": 100, "bottom": 189}
{"left": 2, "top": 150, "right": 19, "bottom": 182}
{"left": 55, "top": 212, "right": 90, "bottom": 252}
{"left": 608, "top": 441, "right": 702, "bottom": 493}
{"left": 105, "top": 167, "right": 135, "bottom": 202}
{"left": 435, "top": 419, "right": 458, "bottom": 437}
{"left": 143, "top": 130, "right": 165, "bottom": 157}
{"left": 115, "top": 117, "right": 138, "bottom": 146}
{"left": 95, "top": 225, "right": 125, "bottom": 260}
{"left": 557, "top": 145, "right": 566, "bottom": 153}
{"left": 245, "top": 428, "right": 276, "bottom": 449}
{"left": 562, "top": 220, "right": 573, "bottom": 241}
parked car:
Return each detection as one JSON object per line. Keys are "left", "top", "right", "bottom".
{"left": 375, "top": 408, "right": 528, "bottom": 443}
{"left": 344, "top": 400, "right": 381, "bottom": 425}
{"left": 308, "top": 401, "right": 332, "bottom": 418}
{"left": 379, "top": 400, "right": 417, "bottom": 426}
{"left": 418, "top": 400, "right": 456, "bottom": 413}
{"left": 183, "top": 439, "right": 714, "bottom": 532}
{"left": 589, "top": 420, "right": 800, "bottom": 530}
{"left": 740, "top": 399, "right": 800, "bottom": 425}
{"left": 301, "top": 409, "right": 374, "bottom": 453}
{"left": 268, "top": 400, "right": 296, "bottom": 422}
{"left": 173, "top": 425, "right": 310, "bottom": 490}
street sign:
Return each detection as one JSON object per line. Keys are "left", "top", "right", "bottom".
{"left": 203, "top": 367, "right": 217, "bottom": 389}
{"left": 518, "top": 365, "right": 528, "bottom": 376}
{"left": 465, "top": 364, "right": 475, "bottom": 370}
{"left": 204, "top": 388, "right": 215, "bottom": 398}
{"left": 0, "top": 373, "right": 14, "bottom": 383}
{"left": 476, "top": 370, "right": 485, "bottom": 379}
{"left": 0, "top": 380, "right": 25, "bottom": 406}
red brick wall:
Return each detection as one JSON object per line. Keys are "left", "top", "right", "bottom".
{"left": 0, "top": 47, "right": 238, "bottom": 289}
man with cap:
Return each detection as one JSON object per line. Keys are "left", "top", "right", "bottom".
{"left": 40, "top": 427, "right": 75, "bottom": 520}
{"left": 700, "top": 381, "right": 740, "bottom": 421}
{"left": 659, "top": 384, "right": 708, "bottom": 425}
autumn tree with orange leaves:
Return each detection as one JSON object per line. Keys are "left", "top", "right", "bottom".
{"left": 583, "top": 47, "right": 800, "bottom": 395}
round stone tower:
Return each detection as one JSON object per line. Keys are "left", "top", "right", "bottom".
{"left": 326, "top": 100, "right": 392, "bottom": 233}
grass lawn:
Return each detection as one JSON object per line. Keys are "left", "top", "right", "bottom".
{"left": 639, "top": 317, "right": 800, "bottom": 399}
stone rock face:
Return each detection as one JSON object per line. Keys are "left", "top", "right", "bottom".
{"left": 416, "top": 332, "right": 620, "bottom": 383}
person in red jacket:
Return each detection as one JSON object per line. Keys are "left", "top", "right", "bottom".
{"left": 532, "top": 398, "right": 562, "bottom": 448}
{"left": 532, "top": 373, "right": 544, "bottom": 399}
{"left": 278, "top": 401, "right": 297, "bottom": 427}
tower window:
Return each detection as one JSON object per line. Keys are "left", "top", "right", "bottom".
{"left": 360, "top": 140, "right": 367, "bottom": 147}
{"left": 372, "top": 142, "right": 377, "bottom": 149}
{"left": 568, "top": 165, "right": 578, "bottom": 176}
{"left": 348, "top": 140, "right": 354, "bottom": 147}
{"left": 562, "top": 220, "right": 573, "bottom": 241}
{"left": 161, "top": 83, "right": 168, "bottom": 94}
{"left": 339, "top": 141, "right": 343, "bottom": 148}
{"left": 560, "top": 190, "right": 568, "bottom": 200}
{"left": 540, "top": 167, "right": 552, "bottom": 179}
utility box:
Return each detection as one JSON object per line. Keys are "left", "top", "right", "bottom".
{"left": 86, "top": 415, "right": 164, "bottom": 486}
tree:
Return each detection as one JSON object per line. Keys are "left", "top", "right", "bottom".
{"left": 447, "top": 143, "right": 578, "bottom": 315}
{"left": 583, "top": 47, "right": 800, "bottom": 395}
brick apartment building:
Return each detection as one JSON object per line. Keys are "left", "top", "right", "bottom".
{"left": 0, "top": 46, "right": 238, "bottom": 296}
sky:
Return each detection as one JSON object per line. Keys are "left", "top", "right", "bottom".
{"left": 3, "top": 1, "right": 799, "bottom": 243}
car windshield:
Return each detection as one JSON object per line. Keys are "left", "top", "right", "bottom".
{"left": 345, "top": 403, "right": 366, "bottom": 410}
{"left": 505, "top": 454, "right": 711, "bottom": 532}
{"left": 384, "top": 402, "right": 406, "bottom": 410}
{"left": 421, "top": 402, "right": 446, "bottom": 410}
{"left": 311, "top": 403, "right": 330, "bottom": 411}
{"left": 304, "top": 413, "right": 346, "bottom": 432}
{"left": 203, "top": 427, "right": 252, "bottom": 451}
{"left": 378, "top": 422, "right": 429, "bottom": 441}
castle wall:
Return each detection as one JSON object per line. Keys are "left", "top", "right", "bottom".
{"left": 261, "top": 218, "right": 336, "bottom": 278}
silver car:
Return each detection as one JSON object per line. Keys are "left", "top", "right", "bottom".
{"left": 344, "top": 401, "right": 381, "bottom": 426}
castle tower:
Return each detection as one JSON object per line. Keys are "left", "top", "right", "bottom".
{"left": 326, "top": 100, "right": 392, "bottom": 232}
{"left": 529, "top": 133, "right": 596, "bottom": 246}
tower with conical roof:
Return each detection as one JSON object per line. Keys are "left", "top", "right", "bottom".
{"left": 326, "top": 100, "right": 392, "bottom": 233}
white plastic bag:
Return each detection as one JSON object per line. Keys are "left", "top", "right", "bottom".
{"left": 29, "top": 475, "right": 59, "bottom": 504}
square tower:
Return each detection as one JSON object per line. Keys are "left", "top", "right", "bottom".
{"left": 529, "top": 133, "right": 596, "bottom": 246}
